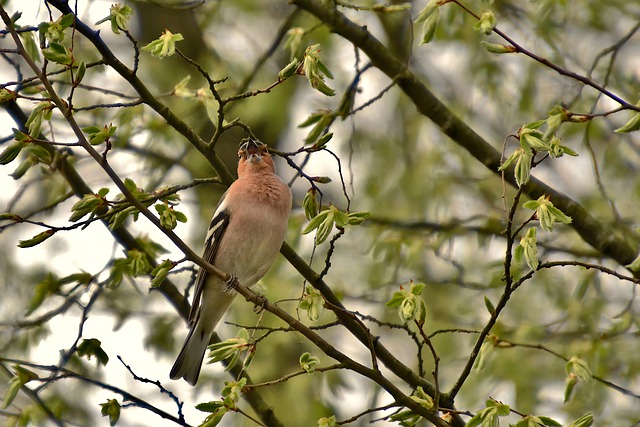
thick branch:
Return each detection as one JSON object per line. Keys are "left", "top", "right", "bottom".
{"left": 290, "top": 0, "right": 640, "bottom": 270}
{"left": 43, "top": 0, "right": 234, "bottom": 186}
{"left": 228, "top": 279, "right": 449, "bottom": 427}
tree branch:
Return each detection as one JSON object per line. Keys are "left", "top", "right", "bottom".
{"left": 290, "top": 0, "right": 640, "bottom": 272}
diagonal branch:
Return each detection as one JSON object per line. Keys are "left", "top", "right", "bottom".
{"left": 290, "top": 0, "right": 640, "bottom": 271}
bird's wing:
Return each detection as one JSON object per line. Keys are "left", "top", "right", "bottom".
{"left": 188, "top": 196, "right": 231, "bottom": 324}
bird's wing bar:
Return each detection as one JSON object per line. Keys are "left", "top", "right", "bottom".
{"left": 188, "top": 204, "right": 231, "bottom": 324}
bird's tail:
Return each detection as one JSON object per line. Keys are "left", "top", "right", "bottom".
{"left": 169, "top": 314, "right": 212, "bottom": 386}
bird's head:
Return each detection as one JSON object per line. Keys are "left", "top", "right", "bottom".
{"left": 237, "top": 138, "right": 276, "bottom": 174}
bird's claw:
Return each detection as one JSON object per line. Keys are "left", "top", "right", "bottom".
{"left": 224, "top": 274, "right": 238, "bottom": 292}
{"left": 253, "top": 293, "right": 268, "bottom": 314}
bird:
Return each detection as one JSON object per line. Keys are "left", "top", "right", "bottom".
{"left": 170, "top": 137, "right": 292, "bottom": 385}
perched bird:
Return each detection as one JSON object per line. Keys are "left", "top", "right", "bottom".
{"left": 170, "top": 138, "right": 292, "bottom": 385}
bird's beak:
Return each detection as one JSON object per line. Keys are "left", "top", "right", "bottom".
{"left": 245, "top": 139, "right": 263, "bottom": 162}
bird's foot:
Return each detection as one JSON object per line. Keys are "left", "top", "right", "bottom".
{"left": 224, "top": 274, "right": 238, "bottom": 292}
{"left": 253, "top": 293, "right": 269, "bottom": 314}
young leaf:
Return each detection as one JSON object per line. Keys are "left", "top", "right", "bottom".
{"left": 77, "top": 338, "right": 109, "bottom": 366}
{"left": 523, "top": 196, "right": 572, "bottom": 232}
{"left": 142, "top": 30, "right": 184, "bottom": 58}
{"left": 0, "top": 88, "right": 17, "bottom": 104}
{"left": 516, "top": 227, "right": 539, "bottom": 270}
{"left": 2, "top": 365, "right": 38, "bottom": 409}
{"left": 0, "top": 141, "right": 28, "bottom": 165}
{"left": 207, "top": 329, "right": 252, "bottom": 371}
{"left": 96, "top": 4, "right": 134, "bottom": 34}
{"left": 278, "top": 58, "right": 300, "bottom": 80}
{"left": 615, "top": 110, "right": 640, "bottom": 133}
{"left": 299, "top": 352, "right": 320, "bottom": 373}
{"left": 150, "top": 259, "right": 175, "bottom": 288}
{"left": 419, "top": 7, "right": 440, "bottom": 44}
{"left": 302, "top": 44, "right": 335, "bottom": 96}
{"left": 481, "top": 41, "right": 517, "bottom": 54}
{"left": 318, "top": 415, "right": 337, "bottom": 427}
{"left": 567, "top": 413, "right": 593, "bottom": 427}
{"left": 302, "top": 189, "right": 319, "bottom": 220}
{"left": 283, "top": 27, "right": 304, "bottom": 60}
{"left": 41, "top": 42, "right": 73, "bottom": 65}
{"left": 386, "top": 281, "right": 427, "bottom": 324}
{"left": 18, "top": 229, "right": 55, "bottom": 248}
{"left": 299, "top": 285, "right": 325, "bottom": 321}
{"left": 100, "top": 399, "right": 121, "bottom": 426}
{"left": 414, "top": 0, "right": 439, "bottom": 24}
{"left": 474, "top": 10, "right": 497, "bottom": 35}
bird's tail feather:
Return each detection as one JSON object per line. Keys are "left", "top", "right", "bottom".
{"left": 170, "top": 316, "right": 211, "bottom": 385}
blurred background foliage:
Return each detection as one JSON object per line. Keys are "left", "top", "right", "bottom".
{"left": 1, "top": 0, "right": 639, "bottom": 426}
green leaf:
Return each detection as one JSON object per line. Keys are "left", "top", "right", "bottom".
{"left": 69, "top": 192, "right": 109, "bottom": 222}
{"left": 19, "top": 31, "right": 41, "bottom": 63}
{"left": 278, "top": 58, "right": 300, "bottom": 80}
{"left": 538, "top": 416, "right": 563, "bottom": 426}
{"left": 26, "top": 273, "right": 61, "bottom": 315}
{"left": 514, "top": 148, "right": 533, "bottom": 187}
{"left": 198, "top": 408, "right": 227, "bottom": 427}
{"left": 18, "top": 229, "right": 55, "bottom": 248}
{"left": 521, "top": 131, "right": 551, "bottom": 152}
{"left": 220, "top": 378, "right": 246, "bottom": 409}
{"left": 566, "top": 356, "right": 592, "bottom": 382}
{"left": 283, "top": 27, "right": 304, "bottom": 60}
{"left": 318, "top": 415, "right": 337, "bottom": 427}
{"left": 0, "top": 141, "right": 28, "bottom": 165}
{"left": 299, "top": 352, "right": 320, "bottom": 373}
{"left": 100, "top": 399, "right": 121, "bottom": 426}
{"left": 480, "top": 41, "right": 517, "bottom": 54}
{"left": 196, "top": 401, "right": 226, "bottom": 413}
{"left": 207, "top": 329, "right": 252, "bottom": 371}
{"left": 517, "top": 227, "right": 538, "bottom": 270}
{"left": 25, "top": 101, "right": 53, "bottom": 137}
{"left": 38, "top": 14, "right": 74, "bottom": 44}
{"left": 302, "top": 209, "right": 330, "bottom": 235}
{"left": 128, "top": 249, "right": 152, "bottom": 276}
{"left": 414, "top": 0, "right": 439, "bottom": 24}
{"left": 59, "top": 13, "right": 75, "bottom": 29}
{"left": 96, "top": 4, "right": 134, "bottom": 34}
{"left": 567, "top": 413, "right": 593, "bottom": 427}
{"left": 615, "top": 109, "right": 640, "bottom": 133}
{"left": 410, "top": 386, "right": 434, "bottom": 410}
{"left": 0, "top": 88, "right": 18, "bottom": 104}
{"left": 41, "top": 42, "right": 73, "bottom": 65}
{"left": 155, "top": 203, "right": 187, "bottom": 230}
{"left": 302, "top": 189, "right": 319, "bottom": 220}
{"left": 474, "top": 10, "right": 497, "bottom": 35}
{"left": 564, "top": 374, "right": 578, "bottom": 403}
{"left": 315, "top": 209, "right": 335, "bottom": 244}
{"left": 386, "top": 281, "right": 427, "bottom": 324}
{"left": 419, "top": 7, "right": 440, "bottom": 44}
{"left": 74, "top": 60, "right": 86, "bottom": 84}
{"left": 150, "top": 259, "right": 175, "bottom": 288}
{"left": 142, "top": 30, "right": 184, "bottom": 58}
{"left": 332, "top": 207, "right": 349, "bottom": 227}
{"left": 473, "top": 341, "right": 492, "bottom": 372}
{"left": 523, "top": 195, "right": 572, "bottom": 232}
{"left": 77, "top": 338, "right": 109, "bottom": 366}
{"left": 82, "top": 123, "right": 116, "bottom": 145}
{"left": 2, "top": 365, "right": 38, "bottom": 409}
{"left": 302, "top": 44, "right": 335, "bottom": 96}
{"left": 347, "top": 211, "right": 371, "bottom": 225}
{"left": 299, "top": 285, "right": 325, "bottom": 321}
{"left": 312, "top": 132, "right": 333, "bottom": 150}
{"left": 484, "top": 296, "right": 495, "bottom": 315}
{"left": 0, "top": 212, "right": 22, "bottom": 222}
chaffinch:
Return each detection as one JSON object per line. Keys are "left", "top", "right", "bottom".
{"left": 170, "top": 138, "right": 292, "bottom": 385}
